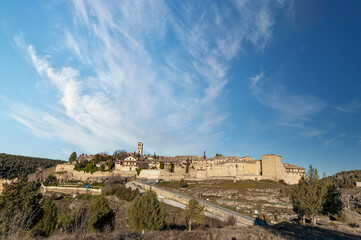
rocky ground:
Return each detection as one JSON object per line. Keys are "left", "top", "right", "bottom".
{"left": 47, "top": 180, "right": 361, "bottom": 240}
{"left": 157, "top": 179, "right": 296, "bottom": 223}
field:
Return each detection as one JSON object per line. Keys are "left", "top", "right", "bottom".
{"left": 157, "top": 179, "right": 295, "bottom": 222}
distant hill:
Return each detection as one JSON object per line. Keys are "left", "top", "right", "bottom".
{"left": 0, "top": 153, "right": 65, "bottom": 180}
{"left": 328, "top": 170, "right": 361, "bottom": 189}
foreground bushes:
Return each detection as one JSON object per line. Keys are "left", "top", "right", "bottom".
{"left": 0, "top": 176, "right": 43, "bottom": 237}
{"left": 127, "top": 191, "right": 166, "bottom": 231}
{"left": 106, "top": 185, "right": 140, "bottom": 201}
{"left": 88, "top": 197, "right": 114, "bottom": 231}
{"left": 33, "top": 198, "right": 58, "bottom": 237}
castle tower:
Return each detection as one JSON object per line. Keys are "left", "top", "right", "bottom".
{"left": 137, "top": 142, "right": 143, "bottom": 156}
{"left": 260, "top": 154, "right": 285, "bottom": 181}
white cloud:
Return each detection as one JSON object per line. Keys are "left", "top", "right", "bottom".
{"left": 249, "top": 72, "right": 327, "bottom": 126}
{"left": 8, "top": 1, "right": 292, "bottom": 155}
{"left": 324, "top": 133, "right": 346, "bottom": 145}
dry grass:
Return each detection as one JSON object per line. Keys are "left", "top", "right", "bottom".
{"left": 47, "top": 222, "right": 361, "bottom": 240}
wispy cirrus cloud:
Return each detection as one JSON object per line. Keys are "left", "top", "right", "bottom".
{"left": 250, "top": 72, "right": 327, "bottom": 125}
{"left": 7, "top": 0, "right": 293, "bottom": 155}
{"left": 324, "top": 133, "right": 346, "bottom": 145}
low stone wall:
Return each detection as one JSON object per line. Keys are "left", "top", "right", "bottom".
{"left": 40, "top": 185, "right": 102, "bottom": 196}
{"left": 134, "top": 181, "right": 255, "bottom": 226}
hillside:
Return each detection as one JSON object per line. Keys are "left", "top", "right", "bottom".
{"left": 328, "top": 170, "right": 361, "bottom": 189}
{"left": 0, "top": 153, "right": 65, "bottom": 180}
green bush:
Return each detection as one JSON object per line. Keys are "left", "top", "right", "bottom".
{"left": 74, "top": 162, "right": 100, "bottom": 173}
{"left": 106, "top": 185, "right": 139, "bottom": 201}
{"left": 33, "top": 198, "right": 58, "bottom": 237}
{"left": 43, "top": 175, "right": 59, "bottom": 186}
{"left": 136, "top": 168, "right": 142, "bottom": 176}
{"left": 88, "top": 197, "right": 114, "bottom": 231}
{"left": 127, "top": 191, "right": 166, "bottom": 231}
{"left": 160, "top": 162, "right": 164, "bottom": 169}
{"left": 0, "top": 175, "right": 42, "bottom": 235}
{"left": 179, "top": 178, "right": 188, "bottom": 188}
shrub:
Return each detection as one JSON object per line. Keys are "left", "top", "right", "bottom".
{"left": 336, "top": 212, "right": 347, "bottom": 223}
{"left": 136, "top": 168, "right": 142, "bottom": 176}
{"left": 33, "top": 198, "right": 58, "bottom": 237}
{"left": 106, "top": 185, "right": 140, "bottom": 201}
{"left": 43, "top": 175, "right": 59, "bottom": 186}
{"left": 160, "top": 162, "right": 164, "bottom": 169}
{"left": 88, "top": 197, "right": 114, "bottom": 231}
{"left": 127, "top": 191, "right": 166, "bottom": 231}
{"left": 348, "top": 222, "right": 359, "bottom": 228}
{"left": 179, "top": 178, "right": 188, "bottom": 188}
{"left": 225, "top": 215, "right": 236, "bottom": 227}
{"left": 329, "top": 221, "right": 338, "bottom": 228}
{"left": 58, "top": 204, "right": 88, "bottom": 233}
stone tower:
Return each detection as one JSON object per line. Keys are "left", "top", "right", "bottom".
{"left": 137, "top": 142, "right": 143, "bottom": 156}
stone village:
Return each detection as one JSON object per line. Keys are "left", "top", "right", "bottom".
{"left": 29, "top": 142, "right": 305, "bottom": 185}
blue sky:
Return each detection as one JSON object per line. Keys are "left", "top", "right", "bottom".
{"left": 0, "top": 0, "right": 360, "bottom": 175}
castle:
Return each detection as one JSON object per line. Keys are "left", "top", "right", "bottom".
{"left": 29, "top": 142, "right": 305, "bottom": 185}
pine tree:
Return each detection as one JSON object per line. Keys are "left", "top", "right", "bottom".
{"left": 184, "top": 199, "right": 205, "bottom": 231}
{"left": 127, "top": 191, "right": 166, "bottom": 231}
{"left": 290, "top": 165, "right": 333, "bottom": 225}
{"left": 88, "top": 196, "right": 114, "bottom": 231}
{"left": 69, "top": 152, "right": 77, "bottom": 162}
{"left": 33, "top": 198, "right": 58, "bottom": 237}
{"left": 0, "top": 175, "right": 43, "bottom": 235}
{"left": 322, "top": 184, "right": 343, "bottom": 215}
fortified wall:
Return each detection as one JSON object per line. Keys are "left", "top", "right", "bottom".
{"left": 27, "top": 153, "right": 304, "bottom": 185}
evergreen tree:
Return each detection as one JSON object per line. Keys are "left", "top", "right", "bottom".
{"left": 88, "top": 196, "right": 114, "bottom": 231}
{"left": 160, "top": 162, "right": 164, "bottom": 169}
{"left": 33, "top": 198, "right": 58, "bottom": 237}
{"left": 69, "top": 152, "right": 77, "bottom": 162}
{"left": 184, "top": 199, "right": 205, "bottom": 231}
{"left": 127, "top": 191, "right": 166, "bottom": 231}
{"left": 0, "top": 175, "right": 42, "bottom": 235}
{"left": 322, "top": 184, "right": 343, "bottom": 215}
{"left": 290, "top": 165, "right": 334, "bottom": 225}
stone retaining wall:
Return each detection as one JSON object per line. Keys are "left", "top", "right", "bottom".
{"left": 40, "top": 185, "right": 102, "bottom": 196}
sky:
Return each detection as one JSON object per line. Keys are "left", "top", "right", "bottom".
{"left": 0, "top": 0, "right": 360, "bottom": 175}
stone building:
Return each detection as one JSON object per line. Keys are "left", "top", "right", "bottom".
{"left": 137, "top": 142, "right": 143, "bottom": 156}
{"left": 25, "top": 143, "right": 305, "bottom": 184}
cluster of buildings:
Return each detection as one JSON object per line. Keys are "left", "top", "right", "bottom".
{"left": 28, "top": 142, "right": 305, "bottom": 185}
{"left": 114, "top": 142, "right": 305, "bottom": 184}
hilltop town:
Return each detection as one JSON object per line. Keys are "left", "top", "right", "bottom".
{"left": 28, "top": 142, "right": 305, "bottom": 185}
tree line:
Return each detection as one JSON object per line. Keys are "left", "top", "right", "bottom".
{"left": 0, "top": 153, "right": 64, "bottom": 180}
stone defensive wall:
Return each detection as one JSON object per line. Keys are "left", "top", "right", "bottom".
{"left": 29, "top": 164, "right": 136, "bottom": 182}
{"left": 40, "top": 185, "right": 102, "bottom": 196}
{"left": 133, "top": 181, "right": 256, "bottom": 226}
